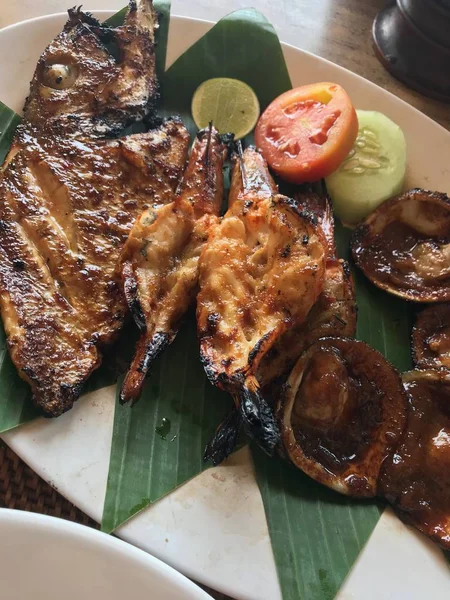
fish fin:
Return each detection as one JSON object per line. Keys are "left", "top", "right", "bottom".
{"left": 124, "top": 0, "right": 157, "bottom": 36}
{"left": 66, "top": 6, "right": 103, "bottom": 29}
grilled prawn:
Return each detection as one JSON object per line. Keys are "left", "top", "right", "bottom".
{"left": 205, "top": 182, "right": 356, "bottom": 464}
{"left": 0, "top": 1, "right": 190, "bottom": 416}
{"left": 119, "top": 126, "right": 228, "bottom": 404}
{"left": 258, "top": 185, "right": 357, "bottom": 387}
{"left": 197, "top": 147, "right": 327, "bottom": 456}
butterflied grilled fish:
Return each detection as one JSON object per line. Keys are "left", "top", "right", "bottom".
{"left": 0, "top": 1, "right": 190, "bottom": 416}
{"left": 198, "top": 146, "right": 327, "bottom": 456}
{"left": 119, "top": 125, "right": 228, "bottom": 404}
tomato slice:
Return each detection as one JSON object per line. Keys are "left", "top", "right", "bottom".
{"left": 255, "top": 82, "right": 358, "bottom": 184}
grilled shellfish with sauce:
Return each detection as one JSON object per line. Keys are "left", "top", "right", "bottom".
{"left": 198, "top": 146, "right": 327, "bottom": 456}
{"left": 277, "top": 337, "right": 408, "bottom": 497}
{"left": 0, "top": 1, "right": 190, "bottom": 416}
{"left": 120, "top": 125, "right": 228, "bottom": 405}
{"left": 379, "top": 369, "right": 450, "bottom": 548}
{"left": 412, "top": 304, "right": 450, "bottom": 370}
{"left": 352, "top": 189, "right": 450, "bottom": 303}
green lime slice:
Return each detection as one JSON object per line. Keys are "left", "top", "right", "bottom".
{"left": 191, "top": 77, "right": 260, "bottom": 140}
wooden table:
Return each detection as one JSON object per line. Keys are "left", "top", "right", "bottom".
{"left": 0, "top": 2, "right": 448, "bottom": 600}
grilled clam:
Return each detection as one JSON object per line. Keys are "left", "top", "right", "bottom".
{"left": 120, "top": 125, "right": 227, "bottom": 404}
{"left": 198, "top": 146, "right": 327, "bottom": 455}
{"left": 277, "top": 337, "right": 407, "bottom": 497}
{"left": 379, "top": 369, "right": 450, "bottom": 549}
{"left": 412, "top": 304, "right": 450, "bottom": 370}
{"left": 352, "top": 189, "right": 450, "bottom": 303}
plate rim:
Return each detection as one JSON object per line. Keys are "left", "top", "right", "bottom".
{"left": 0, "top": 9, "right": 449, "bottom": 600}
{"left": 0, "top": 508, "right": 212, "bottom": 599}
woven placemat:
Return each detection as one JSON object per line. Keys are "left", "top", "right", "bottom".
{"left": 0, "top": 438, "right": 230, "bottom": 599}
{"left": 0, "top": 439, "right": 97, "bottom": 526}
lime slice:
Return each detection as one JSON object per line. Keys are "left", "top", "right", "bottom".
{"left": 191, "top": 77, "right": 260, "bottom": 140}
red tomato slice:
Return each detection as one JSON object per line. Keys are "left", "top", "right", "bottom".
{"left": 255, "top": 82, "right": 358, "bottom": 184}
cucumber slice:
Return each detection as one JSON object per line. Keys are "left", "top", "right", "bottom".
{"left": 325, "top": 110, "right": 407, "bottom": 226}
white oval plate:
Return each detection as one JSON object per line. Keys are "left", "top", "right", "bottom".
{"left": 0, "top": 508, "right": 212, "bottom": 600}
{"left": 1, "top": 10, "right": 450, "bottom": 600}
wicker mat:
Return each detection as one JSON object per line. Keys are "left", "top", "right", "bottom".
{"left": 0, "top": 438, "right": 229, "bottom": 599}
{"left": 0, "top": 439, "right": 96, "bottom": 526}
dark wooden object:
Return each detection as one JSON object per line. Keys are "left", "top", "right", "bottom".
{"left": 373, "top": 0, "right": 450, "bottom": 102}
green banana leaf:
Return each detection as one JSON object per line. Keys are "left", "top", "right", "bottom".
{"left": 101, "top": 6, "right": 291, "bottom": 533}
{"left": 253, "top": 222, "right": 413, "bottom": 600}
{"left": 102, "top": 6, "right": 415, "bottom": 600}
{"left": 101, "top": 318, "right": 231, "bottom": 533}
{"left": 253, "top": 450, "right": 384, "bottom": 600}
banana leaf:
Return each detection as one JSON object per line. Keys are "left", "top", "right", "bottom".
{"left": 253, "top": 222, "right": 413, "bottom": 600}
{"left": 101, "top": 318, "right": 232, "bottom": 533}
{"left": 102, "top": 6, "right": 415, "bottom": 600}
{"left": 101, "top": 6, "right": 291, "bottom": 533}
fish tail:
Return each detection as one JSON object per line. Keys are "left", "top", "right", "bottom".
{"left": 203, "top": 403, "right": 242, "bottom": 465}
{"left": 120, "top": 332, "right": 170, "bottom": 405}
{"left": 238, "top": 376, "right": 280, "bottom": 456}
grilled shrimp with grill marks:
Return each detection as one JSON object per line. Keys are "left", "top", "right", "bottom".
{"left": 257, "top": 185, "right": 357, "bottom": 387}
{"left": 204, "top": 180, "right": 356, "bottom": 465}
{"left": 119, "top": 125, "right": 228, "bottom": 405}
{"left": 198, "top": 146, "right": 327, "bottom": 457}
{"left": 0, "top": 1, "right": 190, "bottom": 416}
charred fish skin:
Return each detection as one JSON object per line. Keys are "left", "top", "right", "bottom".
{"left": 119, "top": 125, "right": 228, "bottom": 405}
{"left": 24, "top": 1, "right": 159, "bottom": 138}
{"left": 198, "top": 145, "right": 327, "bottom": 458}
{"left": 0, "top": 1, "right": 190, "bottom": 416}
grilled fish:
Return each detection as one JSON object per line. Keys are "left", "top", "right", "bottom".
{"left": 198, "top": 146, "right": 327, "bottom": 456}
{"left": 0, "top": 1, "right": 190, "bottom": 416}
{"left": 119, "top": 125, "right": 228, "bottom": 404}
